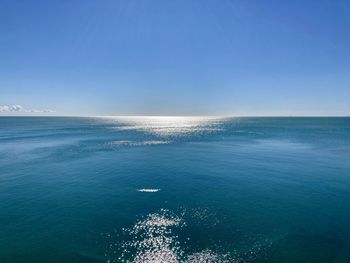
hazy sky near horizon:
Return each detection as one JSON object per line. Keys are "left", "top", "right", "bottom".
{"left": 1, "top": 0, "right": 350, "bottom": 116}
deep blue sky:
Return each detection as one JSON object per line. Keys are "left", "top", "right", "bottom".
{"left": 1, "top": 0, "right": 350, "bottom": 116}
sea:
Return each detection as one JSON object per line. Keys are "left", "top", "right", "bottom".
{"left": 0, "top": 116, "right": 350, "bottom": 263}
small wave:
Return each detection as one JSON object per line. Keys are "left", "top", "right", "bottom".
{"left": 186, "top": 250, "right": 231, "bottom": 263}
{"left": 108, "top": 140, "right": 170, "bottom": 147}
{"left": 137, "top": 189, "right": 161, "bottom": 193}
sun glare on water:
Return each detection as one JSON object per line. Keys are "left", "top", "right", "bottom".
{"left": 100, "top": 116, "right": 225, "bottom": 137}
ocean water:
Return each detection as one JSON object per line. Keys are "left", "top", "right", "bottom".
{"left": 0, "top": 117, "right": 350, "bottom": 263}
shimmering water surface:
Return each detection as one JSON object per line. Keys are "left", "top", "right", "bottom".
{"left": 1, "top": 117, "right": 350, "bottom": 262}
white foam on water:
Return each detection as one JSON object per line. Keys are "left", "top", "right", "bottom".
{"left": 137, "top": 189, "right": 161, "bottom": 193}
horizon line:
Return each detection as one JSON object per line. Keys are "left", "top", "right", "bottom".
{"left": 0, "top": 115, "right": 349, "bottom": 118}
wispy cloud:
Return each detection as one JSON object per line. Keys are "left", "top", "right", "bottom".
{"left": 0, "top": 104, "right": 55, "bottom": 114}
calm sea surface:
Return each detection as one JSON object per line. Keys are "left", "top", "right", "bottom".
{"left": 0, "top": 117, "right": 350, "bottom": 263}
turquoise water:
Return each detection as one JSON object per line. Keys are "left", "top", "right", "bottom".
{"left": 1, "top": 117, "right": 350, "bottom": 262}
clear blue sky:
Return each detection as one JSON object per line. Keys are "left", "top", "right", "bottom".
{"left": 1, "top": 0, "right": 350, "bottom": 116}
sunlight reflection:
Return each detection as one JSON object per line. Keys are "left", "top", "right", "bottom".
{"left": 103, "top": 116, "right": 225, "bottom": 136}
